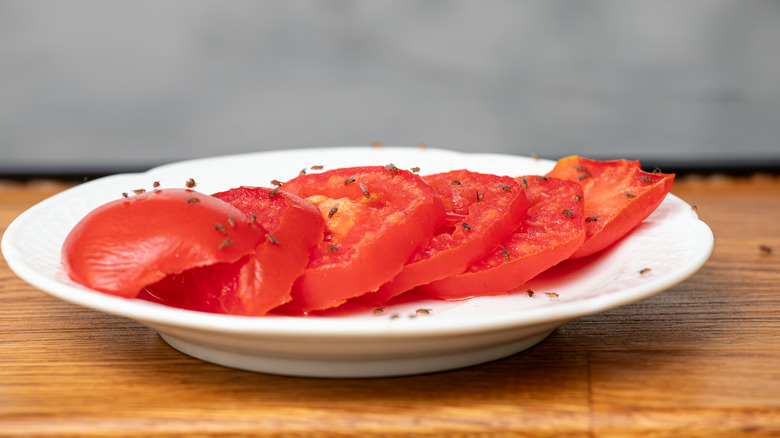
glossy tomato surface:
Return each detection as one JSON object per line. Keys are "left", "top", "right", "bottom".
{"left": 546, "top": 156, "right": 674, "bottom": 258}
{"left": 277, "top": 165, "right": 446, "bottom": 313}
{"left": 417, "top": 176, "right": 585, "bottom": 299}
{"left": 62, "top": 189, "right": 265, "bottom": 298}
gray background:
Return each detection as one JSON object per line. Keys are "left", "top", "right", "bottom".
{"left": 2, "top": 0, "right": 779, "bottom": 175}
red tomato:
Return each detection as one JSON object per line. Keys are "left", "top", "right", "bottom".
{"left": 213, "top": 187, "right": 324, "bottom": 315}
{"left": 275, "top": 165, "right": 446, "bottom": 313}
{"left": 62, "top": 189, "right": 265, "bottom": 298}
{"left": 546, "top": 156, "right": 675, "bottom": 258}
{"left": 357, "top": 170, "right": 529, "bottom": 305}
{"left": 416, "top": 176, "right": 585, "bottom": 299}
{"left": 140, "top": 186, "right": 324, "bottom": 315}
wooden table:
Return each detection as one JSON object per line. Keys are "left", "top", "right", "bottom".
{"left": 1, "top": 175, "right": 779, "bottom": 437}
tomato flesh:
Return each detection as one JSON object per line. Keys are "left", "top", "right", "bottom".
{"left": 357, "top": 170, "right": 528, "bottom": 305}
{"left": 417, "top": 176, "right": 585, "bottom": 299}
{"left": 138, "top": 258, "right": 245, "bottom": 313}
{"left": 62, "top": 189, "right": 265, "bottom": 298}
{"left": 546, "top": 156, "right": 674, "bottom": 258}
{"left": 276, "top": 166, "right": 446, "bottom": 313}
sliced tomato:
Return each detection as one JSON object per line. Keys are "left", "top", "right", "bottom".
{"left": 212, "top": 186, "right": 324, "bottom": 315}
{"left": 546, "top": 156, "right": 675, "bottom": 258}
{"left": 273, "top": 165, "right": 446, "bottom": 313}
{"left": 417, "top": 176, "right": 585, "bottom": 299}
{"left": 62, "top": 188, "right": 265, "bottom": 298}
{"left": 357, "top": 170, "right": 529, "bottom": 305}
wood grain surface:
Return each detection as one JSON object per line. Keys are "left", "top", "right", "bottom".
{"left": 1, "top": 175, "right": 779, "bottom": 437}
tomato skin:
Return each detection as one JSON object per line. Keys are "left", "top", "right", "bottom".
{"left": 62, "top": 189, "right": 265, "bottom": 298}
{"left": 546, "top": 156, "right": 674, "bottom": 258}
{"left": 417, "top": 176, "right": 585, "bottom": 299}
{"left": 276, "top": 166, "right": 446, "bottom": 313}
{"left": 357, "top": 170, "right": 529, "bottom": 305}
{"left": 212, "top": 187, "right": 324, "bottom": 315}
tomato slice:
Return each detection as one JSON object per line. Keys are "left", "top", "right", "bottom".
{"left": 546, "top": 156, "right": 675, "bottom": 258}
{"left": 272, "top": 165, "right": 446, "bottom": 313}
{"left": 212, "top": 186, "right": 324, "bottom": 315}
{"left": 62, "top": 188, "right": 265, "bottom": 298}
{"left": 356, "top": 170, "right": 529, "bottom": 305}
{"left": 416, "top": 176, "right": 585, "bottom": 299}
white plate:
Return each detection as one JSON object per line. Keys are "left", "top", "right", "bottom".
{"left": 2, "top": 147, "right": 714, "bottom": 378}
